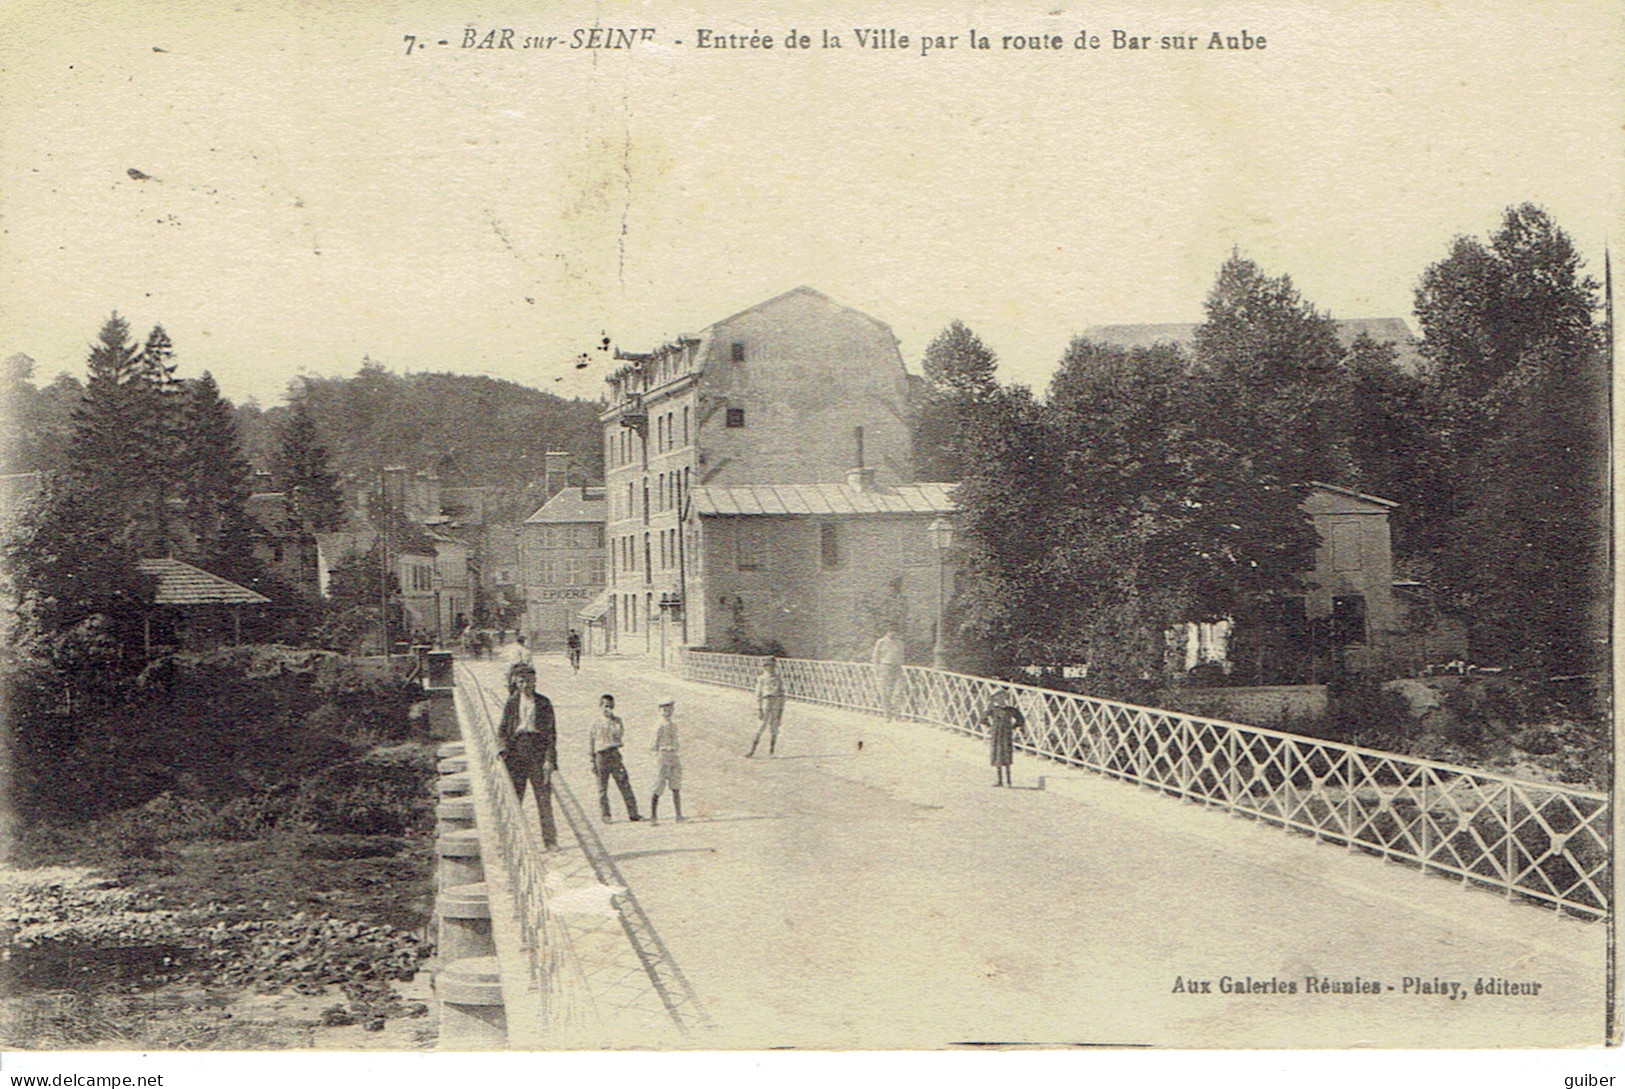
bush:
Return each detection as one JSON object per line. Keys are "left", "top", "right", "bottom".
{"left": 289, "top": 746, "right": 435, "bottom": 837}
{"left": 1324, "top": 672, "right": 1413, "bottom": 748}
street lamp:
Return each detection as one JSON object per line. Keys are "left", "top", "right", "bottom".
{"left": 928, "top": 517, "right": 954, "bottom": 670}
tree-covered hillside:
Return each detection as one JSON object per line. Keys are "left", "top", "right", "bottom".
{"left": 237, "top": 362, "right": 603, "bottom": 488}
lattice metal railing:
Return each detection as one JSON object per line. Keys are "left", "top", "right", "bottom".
{"left": 675, "top": 650, "right": 1611, "bottom": 919}
{"left": 456, "top": 664, "right": 596, "bottom": 1036}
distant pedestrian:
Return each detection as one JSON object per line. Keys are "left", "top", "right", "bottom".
{"left": 566, "top": 628, "right": 582, "bottom": 672}
{"left": 590, "top": 694, "right": 642, "bottom": 822}
{"left": 981, "top": 689, "right": 1026, "bottom": 788}
{"left": 498, "top": 664, "right": 559, "bottom": 848}
{"left": 648, "top": 698, "right": 684, "bottom": 822}
{"left": 871, "top": 629, "right": 905, "bottom": 720}
{"left": 506, "top": 635, "right": 531, "bottom": 690}
{"left": 747, "top": 657, "right": 785, "bottom": 757}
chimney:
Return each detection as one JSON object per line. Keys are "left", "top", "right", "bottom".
{"left": 543, "top": 451, "right": 570, "bottom": 500}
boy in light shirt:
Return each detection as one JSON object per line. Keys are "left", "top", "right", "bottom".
{"left": 649, "top": 698, "right": 684, "bottom": 822}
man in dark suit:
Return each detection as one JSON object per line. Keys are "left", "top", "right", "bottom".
{"left": 498, "top": 663, "right": 559, "bottom": 849}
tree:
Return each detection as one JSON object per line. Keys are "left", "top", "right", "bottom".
{"left": 273, "top": 399, "right": 345, "bottom": 530}
{"left": 1341, "top": 334, "right": 1453, "bottom": 563}
{"left": 1415, "top": 204, "right": 1598, "bottom": 405}
{"left": 1043, "top": 339, "right": 1314, "bottom": 697}
{"left": 175, "top": 372, "right": 259, "bottom": 581}
{"left": 1192, "top": 252, "right": 1350, "bottom": 484}
{"left": 914, "top": 321, "right": 1000, "bottom": 481}
{"left": 1414, "top": 205, "right": 1606, "bottom": 674}
{"left": 62, "top": 315, "right": 182, "bottom": 555}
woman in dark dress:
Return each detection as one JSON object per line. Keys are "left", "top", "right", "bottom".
{"left": 981, "top": 690, "right": 1025, "bottom": 787}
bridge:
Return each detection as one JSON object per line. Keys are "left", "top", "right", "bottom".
{"left": 434, "top": 650, "right": 1609, "bottom": 1049}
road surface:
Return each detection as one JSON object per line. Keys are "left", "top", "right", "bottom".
{"left": 463, "top": 655, "right": 1607, "bottom": 1049}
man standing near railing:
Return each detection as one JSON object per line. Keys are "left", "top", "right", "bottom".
{"left": 591, "top": 694, "right": 643, "bottom": 823}
{"left": 498, "top": 662, "right": 559, "bottom": 850}
{"left": 871, "top": 628, "right": 905, "bottom": 721}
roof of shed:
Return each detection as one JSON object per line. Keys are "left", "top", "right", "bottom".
{"left": 138, "top": 558, "right": 272, "bottom": 606}
{"left": 689, "top": 482, "right": 956, "bottom": 517}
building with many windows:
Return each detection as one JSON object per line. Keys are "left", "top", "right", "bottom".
{"left": 600, "top": 286, "right": 917, "bottom": 658}
{"left": 519, "top": 485, "right": 607, "bottom": 652}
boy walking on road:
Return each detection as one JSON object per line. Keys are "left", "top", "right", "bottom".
{"left": 871, "top": 629, "right": 905, "bottom": 721}
{"left": 747, "top": 656, "right": 785, "bottom": 757}
{"left": 648, "top": 698, "right": 684, "bottom": 822}
{"left": 591, "top": 694, "right": 642, "bottom": 823}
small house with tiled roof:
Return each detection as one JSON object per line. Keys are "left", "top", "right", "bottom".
{"left": 681, "top": 470, "right": 957, "bottom": 661}
{"left": 137, "top": 557, "right": 271, "bottom": 653}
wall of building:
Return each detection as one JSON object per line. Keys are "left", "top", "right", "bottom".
{"left": 518, "top": 519, "right": 606, "bottom": 649}
{"left": 693, "top": 514, "right": 945, "bottom": 660}
{"left": 696, "top": 291, "right": 914, "bottom": 487}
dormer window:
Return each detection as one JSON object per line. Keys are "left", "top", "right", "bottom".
{"left": 726, "top": 407, "right": 746, "bottom": 428}
{"left": 731, "top": 342, "right": 746, "bottom": 362}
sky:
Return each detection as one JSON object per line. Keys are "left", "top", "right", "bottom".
{"left": 1, "top": 0, "right": 1620, "bottom": 408}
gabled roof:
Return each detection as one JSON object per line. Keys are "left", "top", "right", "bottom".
{"left": 524, "top": 486, "right": 608, "bottom": 524}
{"left": 1305, "top": 481, "right": 1399, "bottom": 513}
{"left": 138, "top": 558, "right": 272, "bottom": 606}
{"left": 706, "top": 285, "right": 896, "bottom": 337}
{"left": 610, "top": 287, "right": 897, "bottom": 381}
{"left": 689, "top": 482, "right": 956, "bottom": 518}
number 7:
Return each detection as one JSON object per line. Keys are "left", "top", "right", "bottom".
{"left": 403, "top": 34, "right": 417, "bottom": 55}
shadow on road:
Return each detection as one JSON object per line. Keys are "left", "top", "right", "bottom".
{"left": 612, "top": 847, "right": 721, "bottom": 863}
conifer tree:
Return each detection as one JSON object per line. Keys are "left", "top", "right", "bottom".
{"left": 175, "top": 372, "right": 259, "bottom": 580}
{"left": 273, "top": 399, "right": 345, "bottom": 530}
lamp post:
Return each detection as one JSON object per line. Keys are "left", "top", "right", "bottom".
{"left": 928, "top": 517, "right": 954, "bottom": 671}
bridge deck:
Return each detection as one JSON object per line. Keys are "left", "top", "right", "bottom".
{"left": 462, "top": 655, "right": 1606, "bottom": 1048}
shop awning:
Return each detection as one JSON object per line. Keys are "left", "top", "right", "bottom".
{"left": 577, "top": 589, "right": 611, "bottom": 623}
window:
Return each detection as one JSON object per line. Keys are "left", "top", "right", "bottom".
{"left": 682, "top": 406, "right": 690, "bottom": 446}
{"left": 1330, "top": 521, "right": 1363, "bottom": 573}
{"left": 737, "top": 522, "right": 766, "bottom": 570}
{"left": 731, "top": 341, "right": 746, "bottom": 362}
{"left": 561, "top": 556, "right": 586, "bottom": 585}
{"left": 410, "top": 564, "right": 433, "bottom": 592}
{"left": 643, "top": 533, "right": 652, "bottom": 582}
{"left": 820, "top": 523, "right": 841, "bottom": 569}
{"left": 726, "top": 407, "right": 746, "bottom": 428}
{"left": 642, "top": 479, "right": 650, "bottom": 523}
{"left": 1331, "top": 595, "right": 1368, "bottom": 646}
{"left": 588, "top": 556, "right": 605, "bottom": 584}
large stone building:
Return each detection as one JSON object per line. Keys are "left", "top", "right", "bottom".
{"left": 600, "top": 286, "right": 917, "bottom": 657}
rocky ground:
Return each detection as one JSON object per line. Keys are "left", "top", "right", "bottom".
{"left": 1, "top": 747, "right": 440, "bottom": 1051}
